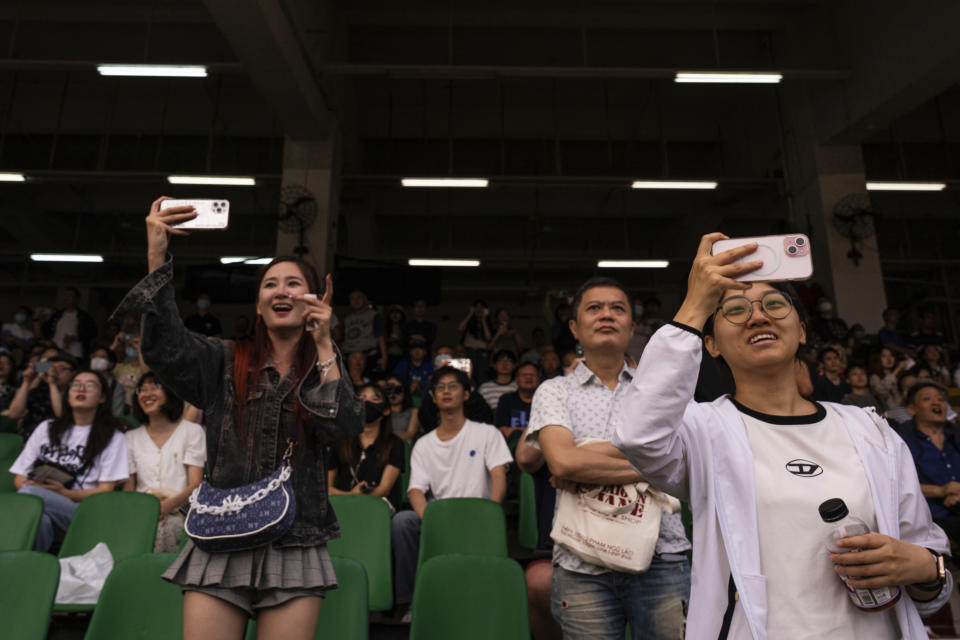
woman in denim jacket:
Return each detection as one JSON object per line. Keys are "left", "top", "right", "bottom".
{"left": 113, "top": 197, "right": 363, "bottom": 640}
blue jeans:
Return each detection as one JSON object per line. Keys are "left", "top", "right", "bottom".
{"left": 19, "top": 485, "right": 79, "bottom": 552}
{"left": 391, "top": 510, "right": 422, "bottom": 605}
{"left": 551, "top": 557, "right": 690, "bottom": 640}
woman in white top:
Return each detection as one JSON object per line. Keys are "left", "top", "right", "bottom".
{"left": 613, "top": 234, "right": 952, "bottom": 639}
{"left": 123, "top": 371, "right": 206, "bottom": 552}
{"left": 869, "top": 346, "right": 907, "bottom": 412}
{"left": 10, "top": 369, "right": 128, "bottom": 551}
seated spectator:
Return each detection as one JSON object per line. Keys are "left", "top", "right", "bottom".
{"left": 183, "top": 293, "right": 222, "bottom": 337}
{"left": 41, "top": 287, "right": 98, "bottom": 359}
{"left": 384, "top": 306, "right": 408, "bottom": 372}
{"left": 886, "top": 371, "right": 919, "bottom": 424}
{"left": 404, "top": 298, "right": 437, "bottom": 349}
{"left": 877, "top": 307, "right": 907, "bottom": 355}
{"left": 845, "top": 324, "right": 870, "bottom": 362}
{"left": 415, "top": 356, "right": 493, "bottom": 432}
{"left": 810, "top": 296, "right": 848, "bottom": 346}
{"left": 896, "top": 382, "right": 960, "bottom": 543}
{"left": 9, "top": 370, "right": 128, "bottom": 551}
{"left": 0, "top": 352, "right": 16, "bottom": 412}
{"left": 870, "top": 346, "right": 907, "bottom": 411}
{"left": 540, "top": 347, "right": 562, "bottom": 380}
{"left": 1, "top": 305, "right": 35, "bottom": 356}
{"left": 391, "top": 366, "right": 512, "bottom": 621}
{"left": 393, "top": 336, "right": 433, "bottom": 395}
{"left": 520, "top": 327, "right": 548, "bottom": 364}
{"left": 89, "top": 345, "right": 126, "bottom": 417}
{"left": 112, "top": 333, "right": 146, "bottom": 409}
{"left": 840, "top": 363, "right": 883, "bottom": 411}
{"left": 347, "top": 351, "right": 369, "bottom": 388}
{"left": 488, "top": 308, "right": 524, "bottom": 355}
{"left": 543, "top": 291, "right": 576, "bottom": 356}
{"left": 328, "top": 384, "right": 405, "bottom": 512}
{"left": 909, "top": 308, "right": 946, "bottom": 352}
{"left": 7, "top": 350, "right": 74, "bottom": 438}
{"left": 495, "top": 361, "right": 539, "bottom": 443}
{"left": 920, "top": 344, "right": 951, "bottom": 388}
{"left": 380, "top": 375, "right": 418, "bottom": 441}
{"left": 811, "top": 346, "right": 850, "bottom": 403}
{"left": 478, "top": 349, "right": 518, "bottom": 411}
{"left": 343, "top": 289, "right": 387, "bottom": 372}
{"left": 123, "top": 372, "right": 205, "bottom": 552}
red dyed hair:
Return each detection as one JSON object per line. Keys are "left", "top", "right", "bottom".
{"left": 232, "top": 257, "right": 322, "bottom": 442}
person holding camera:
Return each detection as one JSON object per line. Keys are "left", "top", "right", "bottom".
{"left": 111, "top": 197, "right": 363, "bottom": 640}
{"left": 6, "top": 349, "right": 74, "bottom": 438}
{"left": 328, "top": 383, "right": 405, "bottom": 511}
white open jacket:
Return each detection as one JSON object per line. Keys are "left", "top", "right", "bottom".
{"left": 611, "top": 322, "right": 953, "bottom": 640}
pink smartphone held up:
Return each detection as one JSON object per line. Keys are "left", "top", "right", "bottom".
{"left": 711, "top": 234, "right": 814, "bottom": 282}
{"left": 161, "top": 199, "right": 230, "bottom": 230}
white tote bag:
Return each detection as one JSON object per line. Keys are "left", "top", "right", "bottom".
{"left": 550, "top": 440, "right": 681, "bottom": 574}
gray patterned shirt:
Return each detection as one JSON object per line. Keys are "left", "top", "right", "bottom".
{"left": 525, "top": 362, "right": 691, "bottom": 575}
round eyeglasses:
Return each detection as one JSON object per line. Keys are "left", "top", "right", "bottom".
{"left": 717, "top": 291, "right": 793, "bottom": 325}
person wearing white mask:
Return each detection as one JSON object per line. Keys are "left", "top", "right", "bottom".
{"left": 89, "top": 345, "right": 126, "bottom": 417}
{"left": 1, "top": 305, "right": 36, "bottom": 356}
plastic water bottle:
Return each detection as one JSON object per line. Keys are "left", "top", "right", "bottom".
{"left": 819, "top": 498, "right": 901, "bottom": 612}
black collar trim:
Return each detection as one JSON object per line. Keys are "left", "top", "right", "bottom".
{"left": 731, "top": 398, "right": 827, "bottom": 425}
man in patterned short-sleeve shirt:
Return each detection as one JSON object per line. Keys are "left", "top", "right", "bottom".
{"left": 525, "top": 277, "right": 690, "bottom": 640}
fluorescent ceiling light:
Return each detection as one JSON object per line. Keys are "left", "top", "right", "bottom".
{"left": 97, "top": 64, "right": 208, "bottom": 78}
{"left": 866, "top": 181, "right": 946, "bottom": 192}
{"left": 631, "top": 180, "right": 718, "bottom": 190}
{"left": 675, "top": 72, "right": 782, "bottom": 84}
{"left": 220, "top": 257, "right": 272, "bottom": 265}
{"left": 168, "top": 175, "right": 256, "bottom": 186}
{"left": 31, "top": 253, "right": 104, "bottom": 263}
{"left": 401, "top": 178, "right": 488, "bottom": 188}
{"left": 597, "top": 260, "right": 670, "bottom": 269}
{"left": 0, "top": 172, "right": 25, "bottom": 182}
{"left": 408, "top": 259, "right": 481, "bottom": 267}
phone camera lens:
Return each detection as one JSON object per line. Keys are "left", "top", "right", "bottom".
{"left": 795, "top": 237, "right": 805, "bottom": 246}
{"left": 788, "top": 245, "right": 798, "bottom": 254}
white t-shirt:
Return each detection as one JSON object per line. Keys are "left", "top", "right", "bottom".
{"left": 727, "top": 401, "right": 897, "bottom": 640}
{"left": 10, "top": 419, "right": 129, "bottom": 490}
{"left": 408, "top": 419, "right": 512, "bottom": 501}
{"left": 53, "top": 310, "right": 82, "bottom": 357}
{"left": 126, "top": 420, "right": 206, "bottom": 496}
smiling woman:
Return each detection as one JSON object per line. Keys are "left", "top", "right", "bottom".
{"left": 109, "top": 196, "right": 364, "bottom": 640}
{"left": 613, "top": 233, "right": 953, "bottom": 639}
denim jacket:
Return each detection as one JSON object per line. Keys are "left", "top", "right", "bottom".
{"left": 113, "top": 256, "right": 363, "bottom": 547}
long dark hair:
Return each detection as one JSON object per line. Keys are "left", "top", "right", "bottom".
{"left": 132, "top": 371, "right": 185, "bottom": 425}
{"left": 233, "top": 256, "right": 321, "bottom": 440}
{"left": 339, "top": 384, "right": 395, "bottom": 470}
{"left": 49, "top": 370, "right": 123, "bottom": 470}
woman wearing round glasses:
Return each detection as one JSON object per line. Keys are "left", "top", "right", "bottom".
{"left": 9, "top": 370, "right": 128, "bottom": 551}
{"left": 613, "top": 234, "right": 951, "bottom": 639}
{"left": 123, "top": 371, "right": 206, "bottom": 552}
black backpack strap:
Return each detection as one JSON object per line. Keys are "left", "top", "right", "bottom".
{"left": 718, "top": 574, "right": 737, "bottom": 640}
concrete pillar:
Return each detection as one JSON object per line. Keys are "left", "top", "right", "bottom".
{"left": 276, "top": 136, "right": 339, "bottom": 278}
{"left": 782, "top": 86, "right": 887, "bottom": 332}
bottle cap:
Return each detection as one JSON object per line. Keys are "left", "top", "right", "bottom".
{"left": 819, "top": 498, "right": 849, "bottom": 523}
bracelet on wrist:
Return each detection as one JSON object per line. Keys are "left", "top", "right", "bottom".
{"left": 316, "top": 355, "right": 336, "bottom": 372}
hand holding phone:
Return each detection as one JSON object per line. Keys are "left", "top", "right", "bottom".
{"left": 710, "top": 234, "right": 813, "bottom": 283}
{"left": 303, "top": 293, "right": 319, "bottom": 330}
{"left": 160, "top": 199, "right": 230, "bottom": 230}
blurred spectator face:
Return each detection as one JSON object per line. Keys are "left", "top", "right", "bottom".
{"left": 90, "top": 347, "right": 114, "bottom": 374}
{"left": 846, "top": 366, "right": 868, "bottom": 389}
{"left": 515, "top": 363, "right": 540, "bottom": 393}
{"left": 915, "top": 366, "right": 932, "bottom": 380}
{"left": 412, "top": 299, "right": 427, "bottom": 319}
{"left": 63, "top": 287, "right": 79, "bottom": 310}
{"left": 572, "top": 286, "right": 632, "bottom": 352}
{"left": 561, "top": 351, "right": 578, "bottom": 369}
{"left": 384, "top": 376, "right": 406, "bottom": 405}
{"left": 882, "top": 308, "right": 899, "bottom": 328}
{"left": 898, "top": 374, "right": 917, "bottom": 397}
{"left": 136, "top": 378, "right": 167, "bottom": 419}
{"left": 348, "top": 351, "right": 366, "bottom": 376}
{"left": 408, "top": 339, "right": 427, "bottom": 362}
{"left": 922, "top": 345, "right": 941, "bottom": 365}
{"left": 14, "top": 305, "right": 30, "bottom": 325}
{"left": 349, "top": 290, "right": 367, "bottom": 312}
{"left": 50, "top": 360, "right": 76, "bottom": 386}
{"left": 67, "top": 372, "right": 104, "bottom": 411}
{"left": 234, "top": 315, "right": 250, "bottom": 337}
{"left": 556, "top": 303, "right": 571, "bottom": 323}
{"left": 496, "top": 309, "right": 510, "bottom": 325}
{"left": 452, "top": 344, "right": 467, "bottom": 358}
{"left": 880, "top": 347, "right": 896, "bottom": 371}
{"left": 816, "top": 297, "right": 833, "bottom": 317}
{"left": 821, "top": 350, "right": 842, "bottom": 375}
{"left": 643, "top": 298, "right": 661, "bottom": 317}
{"left": 432, "top": 372, "right": 468, "bottom": 411}
{"left": 30, "top": 344, "right": 45, "bottom": 358}
{"left": 494, "top": 353, "right": 517, "bottom": 378}
{"left": 541, "top": 350, "right": 560, "bottom": 376}
{"left": 0, "top": 353, "right": 13, "bottom": 378}
{"left": 910, "top": 386, "right": 947, "bottom": 424}
{"left": 531, "top": 328, "right": 546, "bottom": 347}
{"left": 921, "top": 311, "right": 937, "bottom": 331}
{"left": 196, "top": 294, "right": 212, "bottom": 311}
{"left": 433, "top": 346, "right": 454, "bottom": 368}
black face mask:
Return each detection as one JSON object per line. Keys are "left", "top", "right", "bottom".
{"left": 364, "top": 400, "right": 387, "bottom": 424}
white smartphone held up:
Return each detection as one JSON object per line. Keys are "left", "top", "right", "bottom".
{"left": 160, "top": 199, "right": 230, "bottom": 230}
{"left": 303, "top": 293, "right": 319, "bottom": 330}
{"left": 711, "top": 233, "right": 813, "bottom": 283}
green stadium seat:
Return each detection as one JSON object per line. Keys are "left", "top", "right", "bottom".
{"left": 417, "top": 498, "right": 507, "bottom": 570}
{"left": 0, "top": 493, "right": 43, "bottom": 551}
{"left": 328, "top": 494, "right": 393, "bottom": 611}
{"left": 517, "top": 472, "right": 538, "bottom": 550}
{"left": 0, "top": 551, "right": 60, "bottom": 640}
{"left": 0, "top": 432, "right": 24, "bottom": 458}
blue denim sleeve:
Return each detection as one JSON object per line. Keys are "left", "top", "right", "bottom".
{"left": 111, "top": 256, "right": 227, "bottom": 411}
